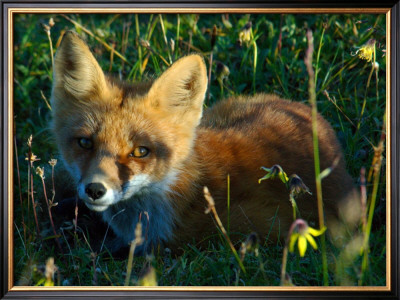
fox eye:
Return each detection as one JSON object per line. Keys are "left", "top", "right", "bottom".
{"left": 78, "top": 138, "right": 93, "bottom": 150}
{"left": 130, "top": 146, "right": 150, "bottom": 158}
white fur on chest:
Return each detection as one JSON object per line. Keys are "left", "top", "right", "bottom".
{"left": 101, "top": 181, "right": 176, "bottom": 252}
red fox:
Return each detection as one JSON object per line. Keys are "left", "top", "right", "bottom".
{"left": 51, "top": 31, "right": 359, "bottom": 253}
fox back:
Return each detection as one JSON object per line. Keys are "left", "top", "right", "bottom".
{"left": 51, "top": 31, "right": 359, "bottom": 253}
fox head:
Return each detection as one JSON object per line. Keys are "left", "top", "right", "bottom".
{"left": 51, "top": 31, "right": 207, "bottom": 212}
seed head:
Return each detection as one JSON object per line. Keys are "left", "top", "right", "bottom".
{"left": 288, "top": 174, "right": 311, "bottom": 197}
{"left": 48, "top": 158, "right": 57, "bottom": 167}
{"left": 35, "top": 166, "right": 45, "bottom": 179}
{"left": 139, "top": 39, "right": 150, "bottom": 49}
{"left": 49, "top": 18, "right": 55, "bottom": 27}
{"left": 216, "top": 61, "right": 230, "bottom": 82}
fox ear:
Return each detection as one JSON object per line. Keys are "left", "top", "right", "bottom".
{"left": 147, "top": 55, "right": 208, "bottom": 126}
{"left": 52, "top": 31, "right": 108, "bottom": 103}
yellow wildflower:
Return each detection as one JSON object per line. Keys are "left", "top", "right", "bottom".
{"left": 44, "top": 257, "right": 57, "bottom": 286}
{"left": 238, "top": 22, "right": 252, "bottom": 46}
{"left": 259, "top": 164, "right": 289, "bottom": 184}
{"left": 355, "top": 39, "right": 376, "bottom": 62}
{"left": 138, "top": 267, "right": 158, "bottom": 286}
{"left": 289, "top": 220, "right": 326, "bottom": 257}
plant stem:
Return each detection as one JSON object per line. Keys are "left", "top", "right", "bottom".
{"left": 135, "top": 14, "right": 143, "bottom": 77}
{"left": 280, "top": 246, "right": 289, "bottom": 285}
{"left": 314, "top": 26, "right": 326, "bottom": 88}
{"left": 358, "top": 43, "right": 377, "bottom": 133}
{"left": 40, "top": 176, "right": 63, "bottom": 253}
{"left": 125, "top": 240, "right": 138, "bottom": 286}
{"left": 159, "top": 14, "right": 172, "bottom": 64}
{"left": 61, "top": 14, "right": 132, "bottom": 66}
{"left": 14, "top": 134, "right": 26, "bottom": 244}
{"left": 175, "top": 14, "right": 180, "bottom": 60}
{"left": 125, "top": 222, "right": 143, "bottom": 286}
{"left": 204, "top": 186, "right": 246, "bottom": 274}
{"left": 207, "top": 51, "right": 213, "bottom": 102}
{"left": 252, "top": 40, "right": 258, "bottom": 94}
{"left": 207, "top": 25, "right": 217, "bottom": 103}
{"left": 360, "top": 118, "right": 385, "bottom": 285}
{"left": 305, "top": 29, "right": 328, "bottom": 286}
{"left": 46, "top": 30, "right": 54, "bottom": 67}
{"left": 26, "top": 136, "right": 41, "bottom": 239}
{"left": 251, "top": 29, "right": 258, "bottom": 94}
{"left": 227, "top": 174, "right": 230, "bottom": 236}
{"left": 30, "top": 168, "right": 41, "bottom": 237}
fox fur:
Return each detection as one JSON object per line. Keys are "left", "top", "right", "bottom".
{"left": 51, "top": 31, "right": 359, "bottom": 253}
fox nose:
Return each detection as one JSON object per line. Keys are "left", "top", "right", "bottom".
{"left": 85, "top": 183, "right": 106, "bottom": 200}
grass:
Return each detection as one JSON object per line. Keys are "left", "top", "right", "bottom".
{"left": 13, "top": 13, "right": 386, "bottom": 286}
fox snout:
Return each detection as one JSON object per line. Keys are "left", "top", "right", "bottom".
{"left": 76, "top": 166, "right": 156, "bottom": 212}
{"left": 77, "top": 177, "right": 117, "bottom": 212}
{"left": 85, "top": 182, "right": 107, "bottom": 201}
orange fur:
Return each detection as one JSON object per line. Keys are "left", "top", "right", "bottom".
{"left": 51, "top": 31, "right": 358, "bottom": 253}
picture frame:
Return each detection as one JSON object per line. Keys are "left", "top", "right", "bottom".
{"left": 1, "top": 0, "right": 399, "bottom": 298}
